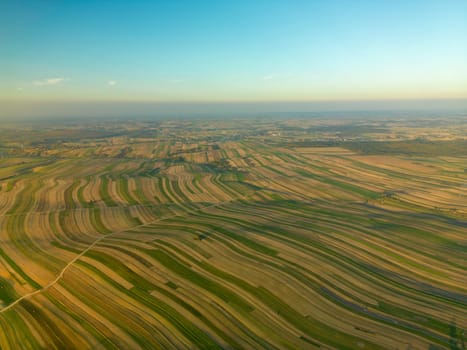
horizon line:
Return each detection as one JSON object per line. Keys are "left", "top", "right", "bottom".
{"left": 2, "top": 97, "right": 467, "bottom": 105}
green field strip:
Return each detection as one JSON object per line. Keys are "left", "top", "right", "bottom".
{"left": 116, "top": 176, "right": 139, "bottom": 205}
{"left": 64, "top": 179, "right": 80, "bottom": 210}
{"left": 77, "top": 176, "right": 94, "bottom": 208}
{"left": 295, "top": 168, "right": 380, "bottom": 199}
{"left": 43, "top": 291, "right": 120, "bottom": 350}
{"left": 77, "top": 255, "right": 225, "bottom": 349}
{"left": 2, "top": 212, "right": 62, "bottom": 288}
{"left": 165, "top": 207, "right": 460, "bottom": 346}
{"left": 0, "top": 308, "right": 44, "bottom": 350}
{"left": 90, "top": 208, "right": 111, "bottom": 234}
{"left": 60, "top": 267, "right": 174, "bottom": 350}
{"left": 19, "top": 299, "right": 79, "bottom": 350}
{"left": 0, "top": 248, "right": 40, "bottom": 289}
{"left": 151, "top": 237, "right": 381, "bottom": 350}
{"left": 145, "top": 249, "right": 255, "bottom": 313}
{"left": 92, "top": 242, "right": 248, "bottom": 348}
{"left": 132, "top": 178, "right": 154, "bottom": 205}
{"left": 0, "top": 278, "right": 18, "bottom": 306}
{"left": 99, "top": 176, "right": 118, "bottom": 207}
{"left": 6, "top": 181, "right": 40, "bottom": 215}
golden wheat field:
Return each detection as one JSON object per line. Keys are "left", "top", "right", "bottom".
{"left": 0, "top": 118, "right": 465, "bottom": 349}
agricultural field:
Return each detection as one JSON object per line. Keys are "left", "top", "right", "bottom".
{"left": 0, "top": 117, "right": 466, "bottom": 349}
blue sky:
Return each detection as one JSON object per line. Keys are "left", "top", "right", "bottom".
{"left": 1, "top": 0, "right": 466, "bottom": 106}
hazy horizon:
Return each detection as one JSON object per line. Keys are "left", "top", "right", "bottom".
{"left": 1, "top": 98, "right": 466, "bottom": 121}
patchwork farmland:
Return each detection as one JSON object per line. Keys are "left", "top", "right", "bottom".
{"left": 0, "top": 118, "right": 465, "bottom": 349}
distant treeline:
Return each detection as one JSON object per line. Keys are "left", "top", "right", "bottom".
{"left": 282, "top": 139, "right": 467, "bottom": 156}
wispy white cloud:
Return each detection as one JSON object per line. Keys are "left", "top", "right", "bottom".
{"left": 33, "top": 78, "right": 66, "bottom": 86}
{"left": 17, "top": 87, "right": 23, "bottom": 91}
{"left": 262, "top": 75, "right": 273, "bottom": 80}
{"left": 108, "top": 80, "right": 117, "bottom": 86}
